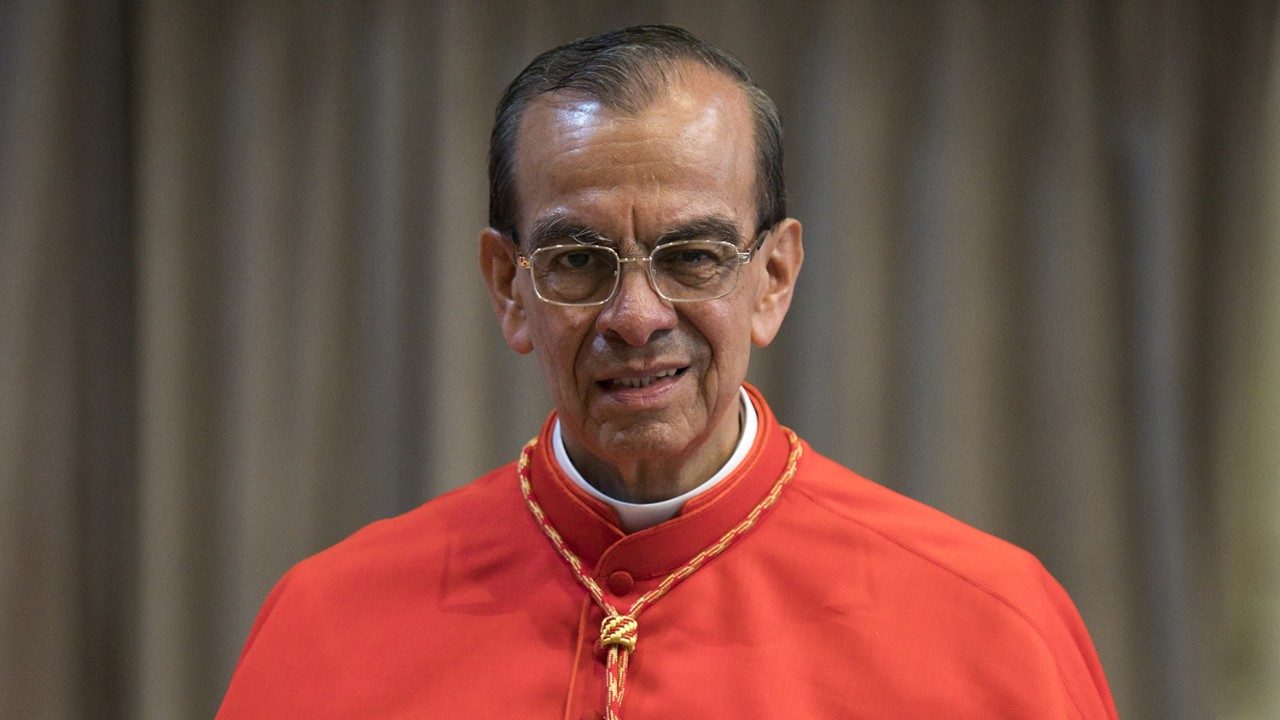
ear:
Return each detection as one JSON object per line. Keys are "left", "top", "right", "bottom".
{"left": 750, "top": 218, "right": 804, "bottom": 347}
{"left": 479, "top": 227, "right": 534, "bottom": 354}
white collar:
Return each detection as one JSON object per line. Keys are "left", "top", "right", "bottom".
{"left": 552, "top": 386, "right": 758, "bottom": 533}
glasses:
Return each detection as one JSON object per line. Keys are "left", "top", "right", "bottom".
{"left": 516, "top": 232, "right": 766, "bottom": 306}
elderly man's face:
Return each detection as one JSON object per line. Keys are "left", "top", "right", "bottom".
{"left": 481, "top": 66, "right": 800, "bottom": 498}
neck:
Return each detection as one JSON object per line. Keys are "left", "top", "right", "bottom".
{"left": 563, "top": 404, "right": 744, "bottom": 504}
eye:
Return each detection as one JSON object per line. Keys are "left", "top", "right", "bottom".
{"left": 672, "top": 248, "right": 718, "bottom": 265}
{"left": 559, "top": 251, "right": 595, "bottom": 269}
{"left": 655, "top": 241, "right": 735, "bottom": 268}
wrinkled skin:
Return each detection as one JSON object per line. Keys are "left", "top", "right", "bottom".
{"left": 480, "top": 64, "right": 803, "bottom": 502}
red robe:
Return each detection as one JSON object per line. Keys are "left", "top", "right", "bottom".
{"left": 217, "top": 385, "right": 1118, "bottom": 719}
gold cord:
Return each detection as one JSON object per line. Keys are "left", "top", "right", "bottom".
{"left": 518, "top": 427, "right": 803, "bottom": 720}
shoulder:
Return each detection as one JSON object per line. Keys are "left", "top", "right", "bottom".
{"left": 240, "top": 461, "right": 533, "bottom": 638}
{"left": 788, "top": 442, "right": 1049, "bottom": 599}
{"left": 776, "top": 441, "right": 1117, "bottom": 719}
{"left": 284, "top": 462, "right": 527, "bottom": 591}
{"left": 218, "top": 462, "right": 544, "bottom": 716}
{"left": 229, "top": 462, "right": 539, "bottom": 658}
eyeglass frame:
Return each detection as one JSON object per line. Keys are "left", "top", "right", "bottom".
{"left": 512, "top": 226, "right": 771, "bottom": 307}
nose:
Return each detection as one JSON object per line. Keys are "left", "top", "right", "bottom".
{"left": 594, "top": 260, "right": 678, "bottom": 346}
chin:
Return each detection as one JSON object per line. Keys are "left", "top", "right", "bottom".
{"left": 593, "top": 419, "right": 697, "bottom": 461}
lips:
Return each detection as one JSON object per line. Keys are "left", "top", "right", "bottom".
{"left": 601, "top": 367, "right": 687, "bottom": 390}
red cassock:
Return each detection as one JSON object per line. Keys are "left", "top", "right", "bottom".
{"left": 217, "top": 385, "right": 1119, "bottom": 719}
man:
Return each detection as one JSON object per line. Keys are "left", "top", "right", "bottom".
{"left": 218, "top": 25, "right": 1118, "bottom": 720}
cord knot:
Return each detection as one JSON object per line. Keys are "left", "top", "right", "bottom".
{"left": 599, "top": 614, "right": 638, "bottom": 652}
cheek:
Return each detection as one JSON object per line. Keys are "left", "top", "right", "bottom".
{"left": 698, "top": 305, "right": 755, "bottom": 377}
{"left": 529, "top": 310, "right": 596, "bottom": 392}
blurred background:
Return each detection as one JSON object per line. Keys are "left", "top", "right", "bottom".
{"left": 2, "top": 1, "right": 1277, "bottom": 718}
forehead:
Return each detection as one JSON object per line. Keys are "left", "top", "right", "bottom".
{"left": 511, "top": 67, "right": 757, "bottom": 239}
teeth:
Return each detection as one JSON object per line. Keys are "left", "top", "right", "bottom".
{"left": 613, "top": 368, "right": 679, "bottom": 389}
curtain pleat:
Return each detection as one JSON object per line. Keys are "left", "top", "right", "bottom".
{"left": 2, "top": 2, "right": 1277, "bottom": 719}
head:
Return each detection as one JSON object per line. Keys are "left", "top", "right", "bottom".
{"left": 479, "top": 25, "right": 803, "bottom": 500}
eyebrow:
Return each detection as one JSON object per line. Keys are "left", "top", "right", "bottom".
{"left": 525, "top": 213, "right": 745, "bottom": 249}
{"left": 655, "top": 216, "right": 743, "bottom": 246}
{"left": 527, "top": 215, "right": 610, "bottom": 249}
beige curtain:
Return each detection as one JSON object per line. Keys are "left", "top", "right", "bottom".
{"left": 3, "top": 1, "right": 1277, "bottom": 718}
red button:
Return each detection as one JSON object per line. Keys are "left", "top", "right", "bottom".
{"left": 607, "top": 570, "right": 634, "bottom": 595}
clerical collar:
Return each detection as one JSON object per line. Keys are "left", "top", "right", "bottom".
{"left": 552, "top": 386, "right": 758, "bottom": 533}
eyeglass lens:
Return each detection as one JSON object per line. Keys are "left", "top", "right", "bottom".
{"left": 529, "top": 240, "right": 742, "bottom": 305}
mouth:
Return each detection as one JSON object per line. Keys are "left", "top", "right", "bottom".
{"left": 600, "top": 366, "right": 688, "bottom": 391}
